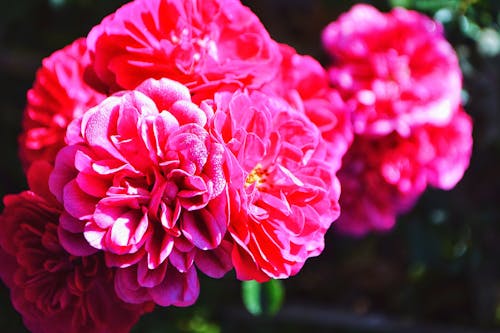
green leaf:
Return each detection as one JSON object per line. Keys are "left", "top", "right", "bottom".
{"left": 241, "top": 280, "right": 285, "bottom": 316}
{"left": 389, "top": 0, "right": 412, "bottom": 8}
{"left": 242, "top": 280, "right": 262, "bottom": 316}
{"left": 264, "top": 279, "right": 285, "bottom": 316}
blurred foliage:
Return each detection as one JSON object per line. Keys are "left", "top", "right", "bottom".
{"left": 0, "top": 0, "right": 499, "bottom": 332}
{"left": 242, "top": 280, "right": 285, "bottom": 316}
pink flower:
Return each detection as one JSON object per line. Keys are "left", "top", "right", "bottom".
{"left": 264, "top": 44, "right": 353, "bottom": 172}
{"left": 19, "top": 38, "right": 104, "bottom": 171}
{"left": 336, "top": 109, "right": 473, "bottom": 236}
{"left": 0, "top": 163, "right": 152, "bottom": 333}
{"left": 322, "top": 4, "right": 461, "bottom": 136}
{"left": 49, "top": 78, "right": 233, "bottom": 306}
{"left": 211, "top": 90, "right": 340, "bottom": 281}
{"left": 86, "top": 0, "right": 281, "bottom": 98}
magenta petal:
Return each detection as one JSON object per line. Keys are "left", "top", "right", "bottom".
{"left": 114, "top": 266, "right": 152, "bottom": 304}
{"left": 168, "top": 248, "right": 195, "bottom": 273}
{"left": 150, "top": 266, "right": 199, "bottom": 307}
{"left": 63, "top": 179, "right": 97, "bottom": 219}
{"left": 181, "top": 211, "right": 221, "bottom": 250}
{"left": 59, "top": 211, "right": 85, "bottom": 233}
{"left": 145, "top": 231, "right": 174, "bottom": 269}
{"left": 58, "top": 226, "right": 98, "bottom": 256}
{"left": 195, "top": 240, "right": 233, "bottom": 278}
{"left": 137, "top": 258, "right": 167, "bottom": 288}
{"left": 105, "top": 250, "right": 145, "bottom": 268}
{"left": 49, "top": 145, "right": 79, "bottom": 202}
{"left": 181, "top": 191, "right": 228, "bottom": 250}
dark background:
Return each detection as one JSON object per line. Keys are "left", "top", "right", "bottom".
{"left": 0, "top": 0, "right": 499, "bottom": 332}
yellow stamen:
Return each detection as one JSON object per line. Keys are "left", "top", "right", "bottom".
{"left": 245, "top": 163, "right": 267, "bottom": 188}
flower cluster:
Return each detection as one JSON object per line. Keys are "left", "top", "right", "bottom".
{"left": 0, "top": 1, "right": 473, "bottom": 331}
{"left": 322, "top": 4, "right": 472, "bottom": 235}
{"left": 1, "top": 0, "right": 349, "bottom": 331}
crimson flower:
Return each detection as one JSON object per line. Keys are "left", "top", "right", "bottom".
{"left": 0, "top": 163, "right": 152, "bottom": 333}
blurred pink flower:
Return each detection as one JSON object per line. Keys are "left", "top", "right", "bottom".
{"left": 86, "top": 0, "right": 281, "bottom": 98}
{"left": 19, "top": 38, "right": 104, "bottom": 171}
{"left": 0, "top": 163, "right": 152, "bottom": 333}
{"left": 264, "top": 44, "right": 353, "bottom": 172}
{"left": 336, "top": 109, "right": 473, "bottom": 236}
{"left": 49, "top": 78, "right": 233, "bottom": 306}
{"left": 322, "top": 4, "right": 461, "bottom": 136}
{"left": 211, "top": 90, "right": 340, "bottom": 281}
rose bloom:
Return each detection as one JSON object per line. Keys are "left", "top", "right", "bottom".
{"left": 19, "top": 38, "right": 104, "bottom": 171}
{"left": 86, "top": 0, "right": 281, "bottom": 98}
{"left": 263, "top": 44, "right": 353, "bottom": 172}
{"left": 0, "top": 162, "right": 152, "bottom": 333}
{"left": 336, "top": 109, "right": 473, "bottom": 236}
{"left": 211, "top": 90, "right": 341, "bottom": 281}
{"left": 322, "top": 4, "right": 462, "bottom": 136}
{"left": 49, "top": 78, "right": 233, "bottom": 306}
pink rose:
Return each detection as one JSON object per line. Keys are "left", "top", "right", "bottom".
{"left": 211, "top": 90, "right": 340, "bottom": 281}
{"left": 49, "top": 78, "right": 233, "bottom": 306}
{"left": 322, "top": 4, "right": 461, "bottom": 136}
{"left": 336, "top": 109, "right": 473, "bottom": 236}
{"left": 86, "top": 0, "right": 281, "bottom": 99}
{"left": 0, "top": 163, "right": 152, "bottom": 333}
{"left": 263, "top": 44, "right": 353, "bottom": 172}
{"left": 19, "top": 38, "right": 104, "bottom": 171}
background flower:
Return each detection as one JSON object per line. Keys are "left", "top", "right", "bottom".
{"left": 322, "top": 4, "right": 472, "bottom": 235}
{"left": 336, "top": 108, "right": 472, "bottom": 236}
{"left": 18, "top": 38, "right": 104, "bottom": 171}
{"left": 0, "top": 162, "right": 152, "bottom": 333}
{"left": 322, "top": 4, "right": 462, "bottom": 136}
{"left": 263, "top": 44, "right": 353, "bottom": 172}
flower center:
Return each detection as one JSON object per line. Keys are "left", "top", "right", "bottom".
{"left": 245, "top": 163, "right": 268, "bottom": 188}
